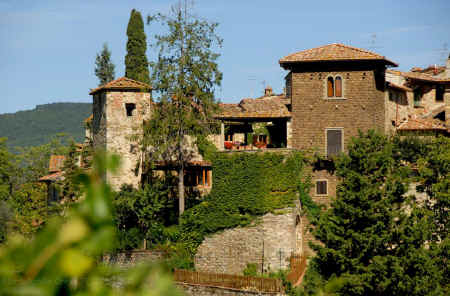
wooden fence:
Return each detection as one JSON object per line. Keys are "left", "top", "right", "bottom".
{"left": 174, "top": 269, "right": 283, "bottom": 293}
{"left": 287, "top": 254, "right": 307, "bottom": 285}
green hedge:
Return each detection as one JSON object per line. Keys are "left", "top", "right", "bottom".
{"left": 180, "top": 151, "right": 308, "bottom": 254}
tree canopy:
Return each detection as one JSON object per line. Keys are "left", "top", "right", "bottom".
{"left": 125, "top": 9, "right": 150, "bottom": 84}
{"left": 143, "top": 1, "right": 222, "bottom": 216}
{"left": 300, "top": 131, "right": 448, "bottom": 296}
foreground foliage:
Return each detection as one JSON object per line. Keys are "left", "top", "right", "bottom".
{"left": 300, "top": 131, "right": 449, "bottom": 296}
{"left": 0, "top": 154, "right": 181, "bottom": 295}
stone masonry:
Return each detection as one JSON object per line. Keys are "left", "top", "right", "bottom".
{"left": 195, "top": 205, "right": 302, "bottom": 275}
{"left": 92, "top": 90, "right": 151, "bottom": 190}
{"left": 178, "top": 283, "right": 285, "bottom": 296}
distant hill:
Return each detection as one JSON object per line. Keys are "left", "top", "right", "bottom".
{"left": 0, "top": 103, "right": 92, "bottom": 149}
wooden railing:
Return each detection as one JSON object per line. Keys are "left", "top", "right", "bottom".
{"left": 287, "top": 255, "right": 307, "bottom": 285}
{"left": 174, "top": 269, "right": 283, "bottom": 293}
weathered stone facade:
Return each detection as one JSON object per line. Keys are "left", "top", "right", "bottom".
{"left": 195, "top": 205, "right": 302, "bottom": 275}
{"left": 289, "top": 67, "right": 386, "bottom": 153}
{"left": 178, "top": 283, "right": 285, "bottom": 296}
{"left": 92, "top": 90, "right": 152, "bottom": 190}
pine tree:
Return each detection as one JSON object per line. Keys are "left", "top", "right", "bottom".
{"left": 142, "top": 1, "right": 222, "bottom": 217}
{"left": 301, "top": 131, "right": 444, "bottom": 296}
{"left": 125, "top": 9, "right": 150, "bottom": 84}
{"left": 94, "top": 43, "right": 115, "bottom": 86}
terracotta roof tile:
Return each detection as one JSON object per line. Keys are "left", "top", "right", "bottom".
{"left": 387, "top": 82, "right": 412, "bottom": 92}
{"left": 389, "top": 69, "right": 450, "bottom": 83}
{"left": 279, "top": 43, "right": 398, "bottom": 66}
{"left": 401, "top": 71, "right": 450, "bottom": 83}
{"left": 39, "top": 171, "right": 64, "bottom": 182}
{"left": 89, "top": 77, "right": 152, "bottom": 95}
{"left": 49, "top": 155, "right": 66, "bottom": 173}
{"left": 216, "top": 95, "right": 291, "bottom": 119}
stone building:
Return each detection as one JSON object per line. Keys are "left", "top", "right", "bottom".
{"left": 89, "top": 77, "right": 153, "bottom": 190}
{"left": 82, "top": 44, "right": 450, "bottom": 273}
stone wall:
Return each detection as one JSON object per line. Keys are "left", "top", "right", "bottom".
{"left": 290, "top": 68, "right": 385, "bottom": 154}
{"left": 102, "top": 250, "right": 166, "bottom": 269}
{"left": 195, "top": 206, "right": 302, "bottom": 275}
{"left": 384, "top": 88, "right": 413, "bottom": 134}
{"left": 178, "top": 283, "right": 285, "bottom": 296}
{"left": 92, "top": 92, "right": 107, "bottom": 152}
{"left": 103, "top": 91, "right": 152, "bottom": 190}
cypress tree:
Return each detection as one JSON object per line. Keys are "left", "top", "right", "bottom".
{"left": 125, "top": 9, "right": 150, "bottom": 84}
{"left": 95, "top": 43, "right": 115, "bottom": 86}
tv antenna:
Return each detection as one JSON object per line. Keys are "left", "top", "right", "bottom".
{"left": 248, "top": 76, "right": 257, "bottom": 98}
{"left": 435, "top": 42, "right": 448, "bottom": 64}
{"left": 368, "top": 33, "right": 383, "bottom": 52}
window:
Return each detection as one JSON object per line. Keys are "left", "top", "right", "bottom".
{"left": 335, "top": 77, "right": 342, "bottom": 97}
{"left": 326, "top": 129, "right": 343, "bottom": 157}
{"left": 413, "top": 89, "right": 422, "bottom": 107}
{"left": 327, "top": 76, "right": 343, "bottom": 98}
{"left": 316, "top": 180, "right": 328, "bottom": 195}
{"left": 125, "top": 103, "right": 136, "bottom": 117}
{"left": 436, "top": 85, "right": 444, "bottom": 102}
{"left": 225, "top": 134, "right": 233, "bottom": 141}
{"left": 327, "top": 77, "right": 334, "bottom": 97}
{"left": 184, "top": 167, "right": 211, "bottom": 187}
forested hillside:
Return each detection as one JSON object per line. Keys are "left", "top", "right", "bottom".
{"left": 0, "top": 103, "right": 92, "bottom": 149}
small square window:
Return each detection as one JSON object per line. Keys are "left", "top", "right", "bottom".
{"left": 316, "top": 180, "right": 327, "bottom": 195}
{"left": 125, "top": 103, "right": 136, "bottom": 117}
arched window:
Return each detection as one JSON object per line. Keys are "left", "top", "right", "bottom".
{"left": 327, "top": 77, "right": 334, "bottom": 97}
{"left": 335, "top": 76, "right": 342, "bottom": 97}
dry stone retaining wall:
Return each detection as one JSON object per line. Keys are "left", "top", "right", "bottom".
{"left": 178, "top": 283, "right": 285, "bottom": 296}
{"left": 195, "top": 206, "right": 301, "bottom": 275}
{"left": 102, "top": 250, "right": 166, "bottom": 269}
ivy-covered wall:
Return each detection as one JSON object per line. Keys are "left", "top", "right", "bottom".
{"left": 180, "top": 152, "right": 308, "bottom": 255}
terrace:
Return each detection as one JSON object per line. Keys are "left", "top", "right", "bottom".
{"left": 215, "top": 89, "right": 292, "bottom": 151}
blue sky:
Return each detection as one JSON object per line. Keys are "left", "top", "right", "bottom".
{"left": 1, "top": 0, "right": 449, "bottom": 114}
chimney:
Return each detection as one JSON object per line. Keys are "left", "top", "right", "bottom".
{"left": 264, "top": 86, "right": 273, "bottom": 97}
{"left": 446, "top": 53, "right": 450, "bottom": 78}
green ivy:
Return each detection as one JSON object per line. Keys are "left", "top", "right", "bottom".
{"left": 180, "top": 151, "right": 308, "bottom": 255}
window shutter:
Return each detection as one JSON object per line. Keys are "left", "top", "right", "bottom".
{"left": 335, "top": 77, "right": 342, "bottom": 97}
{"left": 316, "top": 181, "right": 327, "bottom": 195}
{"left": 327, "top": 129, "right": 342, "bottom": 157}
{"left": 327, "top": 77, "right": 334, "bottom": 97}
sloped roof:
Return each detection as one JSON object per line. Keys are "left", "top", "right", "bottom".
{"left": 401, "top": 71, "right": 450, "bottom": 83}
{"left": 397, "top": 117, "right": 447, "bottom": 131}
{"left": 49, "top": 155, "right": 66, "bottom": 173}
{"left": 279, "top": 43, "right": 398, "bottom": 67}
{"left": 387, "top": 82, "right": 412, "bottom": 92}
{"left": 414, "top": 65, "right": 446, "bottom": 75}
{"left": 39, "top": 171, "right": 64, "bottom": 182}
{"left": 217, "top": 95, "right": 291, "bottom": 119}
{"left": 89, "top": 77, "right": 152, "bottom": 95}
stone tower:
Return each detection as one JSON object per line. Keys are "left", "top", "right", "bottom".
{"left": 89, "top": 77, "right": 152, "bottom": 190}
